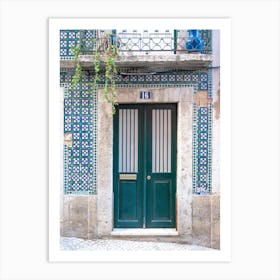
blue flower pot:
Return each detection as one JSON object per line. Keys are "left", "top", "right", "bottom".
{"left": 186, "top": 30, "right": 203, "bottom": 52}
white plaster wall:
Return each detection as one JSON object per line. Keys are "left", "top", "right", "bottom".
{"left": 211, "top": 30, "right": 220, "bottom": 194}
{"left": 176, "top": 99, "right": 193, "bottom": 234}
{"left": 60, "top": 87, "right": 64, "bottom": 226}
{"left": 212, "top": 30, "right": 220, "bottom": 67}
{"left": 97, "top": 95, "right": 114, "bottom": 236}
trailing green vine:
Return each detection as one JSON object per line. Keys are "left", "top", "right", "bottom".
{"left": 70, "top": 32, "right": 120, "bottom": 114}
{"left": 69, "top": 44, "right": 82, "bottom": 90}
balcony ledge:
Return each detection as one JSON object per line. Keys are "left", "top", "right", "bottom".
{"left": 60, "top": 53, "right": 212, "bottom": 72}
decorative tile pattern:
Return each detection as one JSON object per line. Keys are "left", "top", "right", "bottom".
{"left": 60, "top": 30, "right": 97, "bottom": 59}
{"left": 63, "top": 83, "right": 96, "bottom": 195}
{"left": 208, "top": 66, "right": 212, "bottom": 98}
{"left": 200, "top": 30, "right": 212, "bottom": 54}
{"left": 81, "top": 30, "right": 96, "bottom": 52}
{"left": 60, "top": 70, "right": 208, "bottom": 88}
{"left": 192, "top": 103, "right": 198, "bottom": 193}
{"left": 60, "top": 30, "right": 80, "bottom": 59}
{"left": 207, "top": 103, "right": 213, "bottom": 192}
{"left": 192, "top": 105, "right": 212, "bottom": 194}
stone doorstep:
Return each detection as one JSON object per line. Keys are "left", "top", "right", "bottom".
{"left": 111, "top": 228, "right": 178, "bottom": 236}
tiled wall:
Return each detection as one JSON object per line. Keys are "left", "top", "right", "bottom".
{"left": 192, "top": 104, "right": 212, "bottom": 194}
{"left": 60, "top": 30, "right": 97, "bottom": 59}
{"left": 60, "top": 29, "right": 213, "bottom": 195}
{"left": 62, "top": 82, "right": 97, "bottom": 194}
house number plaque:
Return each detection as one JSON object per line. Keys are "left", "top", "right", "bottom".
{"left": 140, "top": 91, "right": 151, "bottom": 99}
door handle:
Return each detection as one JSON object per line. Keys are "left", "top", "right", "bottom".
{"left": 146, "top": 175, "right": 151, "bottom": 180}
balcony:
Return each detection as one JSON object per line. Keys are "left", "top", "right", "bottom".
{"left": 60, "top": 30, "right": 213, "bottom": 72}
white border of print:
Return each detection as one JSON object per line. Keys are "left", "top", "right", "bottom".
{"left": 49, "top": 18, "right": 231, "bottom": 262}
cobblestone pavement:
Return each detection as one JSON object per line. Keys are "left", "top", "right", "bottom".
{"left": 60, "top": 237, "right": 215, "bottom": 251}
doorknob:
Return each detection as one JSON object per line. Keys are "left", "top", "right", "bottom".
{"left": 146, "top": 175, "right": 151, "bottom": 180}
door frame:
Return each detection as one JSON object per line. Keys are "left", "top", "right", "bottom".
{"left": 113, "top": 103, "right": 177, "bottom": 229}
{"left": 97, "top": 87, "right": 193, "bottom": 236}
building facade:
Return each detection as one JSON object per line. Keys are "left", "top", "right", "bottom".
{"left": 60, "top": 29, "right": 220, "bottom": 249}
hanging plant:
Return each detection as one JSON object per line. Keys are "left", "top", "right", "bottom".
{"left": 70, "top": 32, "right": 120, "bottom": 114}
{"left": 69, "top": 43, "right": 82, "bottom": 90}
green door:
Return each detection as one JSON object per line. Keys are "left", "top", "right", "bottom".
{"left": 113, "top": 104, "right": 177, "bottom": 228}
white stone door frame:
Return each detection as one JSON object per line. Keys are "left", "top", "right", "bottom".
{"left": 97, "top": 86, "right": 193, "bottom": 236}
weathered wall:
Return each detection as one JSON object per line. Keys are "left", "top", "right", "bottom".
{"left": 60, "top": 196, "right": 97, "bottom": 239}
{"left": 60, "top": 85, "right": 220, "bottom": 248}
{"left": 96, "top": 94, "right": 114, "bottom": 237}
{"left": 212, "top": 70, "right": 220, "bottom": 194}
{"left": 60, "top": 194, "right": 221, "bottom": 249}
{"left": 60, "top": 86, "right": 195, "bottom": 239}
{"left": 192, "top": 195, "right": 220, "bottom": 249}
{"left": 211, "top": 30, "right": 220, "bottom": 194}
{"left": 97, "top": 86, "right": 194, "bottom": 236}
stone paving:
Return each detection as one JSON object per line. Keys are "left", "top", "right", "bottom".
{"left": 60, "top": 237, "right": 215, "bottom": 251}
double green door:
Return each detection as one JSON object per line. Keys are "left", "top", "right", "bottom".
{"left": 113, "top": 104, "right": 177, "bottom": 228}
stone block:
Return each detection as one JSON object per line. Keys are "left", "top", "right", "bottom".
{"left": 192, "top": 195, "right": 211, "bottom": 247}
{"left": 167, "top": 90, "right": 179, "bottom": 101}
{"left": 192, "top": 195, "right": 220, "bottom": 249}
{"left": 179, "top": 88, "right": 193, "bottom": 102}
{"left": 211, "top": 195, "right": 220, "bottom": 249}
{"left": 88, "top": 196, "right": 98, "bottom": 239}
{"left": 61, "top": 196, "right": 89, "bottom": 239}
{"left": 116, "top": 92, "right": 130, "bottom": 103}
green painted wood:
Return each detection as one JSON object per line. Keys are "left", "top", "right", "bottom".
{"left": 146, "top": 104, "right": 177, "bottom": 228}
{"left": 113, "top": 104, "right": 177, "bottom": 228}
{"left": 173, "top": 30, "right": 178, "bottom": 54}
{"left": 118, "top": 180, "right": 138, "bottom": 220}
{"left": 113, "top": 105, "right": 144, "bottom": 228}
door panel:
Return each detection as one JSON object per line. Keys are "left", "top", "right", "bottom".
{"left": 118, "top": 180, "right": 138, "bottom": 220}
{"left": 152, "top": 179, "right": 172, "bottom": 219}
{"left": 113, "top": 104, "right": 177, "bottom": 228}
{"left": 146, "top": 105, "right": 176, "bottom": 228}
{"left": 113, "top": 106, "right": 143, "bottom": 228}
